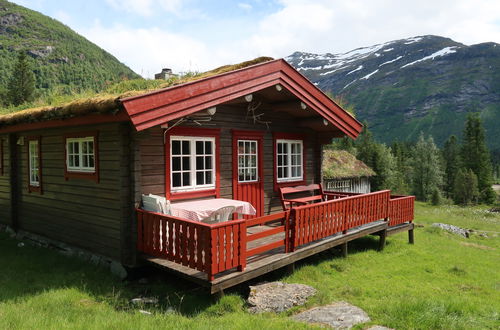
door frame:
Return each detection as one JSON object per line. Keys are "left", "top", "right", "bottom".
{"left": 232, "top": 129, "right": 264, "bottom": 217}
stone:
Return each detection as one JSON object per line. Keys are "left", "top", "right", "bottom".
{"left": 432, "top": 223, "right": 470, "bottom": 238}
{"left": 17, "top": 242, "right": 24, "bottom": 248}
{"left": 247, "top": 282, "right": 316, "bottom": 313}
{"left": 110, "top": 261, "right": 128, "bottom": 280}
{"left": 292, "top": 301, "right": 370, "bottom": 329}
{"left": 366, "top": 326, "right": 394, "bottom": 330}
{"left": 139, "top": 310, "right": 151, "bottom": 315}
{"left": 131, "top": 297, "right": 158, "bottom": 305}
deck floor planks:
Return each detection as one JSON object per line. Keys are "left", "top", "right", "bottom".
{"left": 143, "top": 220, "right": 408, "bottom": 293}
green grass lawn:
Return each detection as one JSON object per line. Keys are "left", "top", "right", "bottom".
{"left": 1, "top": 203, "right": 499, "bottom": 329}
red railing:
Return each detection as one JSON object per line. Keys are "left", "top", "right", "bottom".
{"left": 291, "top": 190, "right": 391, "bottom": 249}
{"left": 136, "top": 209, "right": 246, "bottom": 280}
{"left": 389, "top": 195, "right": 415, "bottom": 226}
{"left": 245, "top": 211, "right": 290, "bottom": 257}
{"left": 137, "top": 191, "right": 414, "bottom": 280}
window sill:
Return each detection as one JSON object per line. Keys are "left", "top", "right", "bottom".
{"left": 169, "top": 189, "right": 217, "bottom": 201}
{"left": 65, "top": 171, "right": 99, "bottom": 183}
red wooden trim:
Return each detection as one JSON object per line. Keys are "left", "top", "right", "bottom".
{"left": 27, "top": 136, "right": 42, "bottom": 194}
{"left": 247, "top": 226, "right": 284, "bottom": 242}
{"left": 63, "top": 131, "right": 99, "bottom": 183}
{"left": 121, "top": 59, "right": 362, "bottom": 138}
{"left": 0, "top": 112, "right": 129, "bottom": 134}
{"left": 165, "top": 127, "right": 221, "bottom": 200}
{"left": 273, "top": 132, "right": 307, "bottom": 192}
{"left": 0, "top": 138, "right": 3, "bottom": 176}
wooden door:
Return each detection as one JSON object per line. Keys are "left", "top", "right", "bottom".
{"left": 232, "top": 130, "right": 264, "bottom": 218}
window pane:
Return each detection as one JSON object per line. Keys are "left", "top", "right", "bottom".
{"left": 88, "top": 141, "right": 94, "bottom": 153}
{"left": 250, "top": 168, "right": 257, "bottom": 181}
{"left": 249, "top": 142, "right": 256, "bottom": 154}
{"left": 83, "top": 155, "right": 88, "bottom": 167}
{"left": 239, "top": 169, "right": 245, "bottom": 181}
{"left": 278, "top": 167, "right": 283, "bottom": 178}
{"left": 182, "top": 156, "right": 190, "bottom": 170}
{"left": 196, "top": 141, "right": 204, "bottom": 155}
{"left": 283, "top": 167, "right": 288, "bottom": 177}
{"left": 172, "top": 140, "right": 181, "bottom": 155}
{"left": 82, "top": 141, "right": 87, "bottom": 153}
{"left": 74, "top": 155, "right": 79, "bottom": 167}
{"left": 196, "top": 171, "right": 205, "bottom": 185}
{"left": 205, "top": 171, "right": 212, "bottom": 184}
{"left": 172, "top": 173, "right": 181, "bottom": 187}
{"left": 89, "top": 155, "right": 95, "bottom": 168}
{"left": 277, "top": 143, "right": 283, "bottom": 154}
{"left": 172, "top": 157, "right": 181, "bottom": 171}
{"left": 205, "top": 141, "right": 212, "bottom": 154}
{"left": 205, "top": 156, "right": 212, "bottom": 169}
{"left": 182, "top": 172, "right": 190, "bottom": 186}
{"left": 196, "top": 156, "right": 204, "bottom": 170}
{"left": 182, "top": 141, "right": 190, "bottom": 154}
{"left": 74, "top": 142, "right": 79, "bottom": 154}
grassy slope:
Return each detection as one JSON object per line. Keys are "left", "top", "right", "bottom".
{"left": 0, "top": 203, "right": 499, "bottom": 329}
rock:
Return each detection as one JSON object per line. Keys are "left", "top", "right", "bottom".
{"left": 292, "top": 301, "right": 370, "bottom": 329}
{"left": 110, "top": 261, "right": 128, "bottom": 280}
{"left": 17, "top": 242, "right": 24, "bottom": 248}
{"left": 366, "top": 326, "right": 394, "bottom": 330}
{"left": 27, "top": 46, "right": 54, "bottom": 59}
{"left": 247, "top": 282, "right": 316, "bottom": 313}
{"left": 0, "top": 13, "right": 23, "bottom": 26}
{"left": 131, "top": 297, "right": 158, "bottom": 305}
{"left": 432, "top": 223, "right": 470, "bottom": 238}
{"left": 139, "top": 310, "right": 151, "bottom": 315}
{"left": 5, "top": 226, "right": 16, "bottom": 237}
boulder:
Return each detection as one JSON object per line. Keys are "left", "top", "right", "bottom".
{"left": 247, "top": 282, "right": 316, "bottom": 313}
{"left": 110, "top": 261, "right": 128, "bottom": 280}
{"left": 292, "top": 301, "right": 370, "bottom": 329}
{"left": 432, "top": 223, "right": 470, "bottom": 238}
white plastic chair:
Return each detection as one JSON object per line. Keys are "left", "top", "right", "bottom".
{"left": 142, "top": 194, "right": 162, "bottom": 213}
{"left": 201, "top": 206, "right": 236, "bottom": 223}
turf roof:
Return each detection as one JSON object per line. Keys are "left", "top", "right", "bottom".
{"left": 322, "top": 149, "right": 375, "bottom": 179}
{"left": 0, "top": 57, "right": 274, "bottom": 128}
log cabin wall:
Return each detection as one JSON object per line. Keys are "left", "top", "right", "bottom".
{"left": 3, "top": 122, "right": 134, "bottom": 264}
{"left": 136, "top": 105, "right": 321, "bottom": 214}
{"left": 0, "top": 134, "right": 11, "bottom": 226}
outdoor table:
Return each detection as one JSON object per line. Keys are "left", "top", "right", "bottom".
{"left": 170, "top": 198, "right": 256, "bottom": 221}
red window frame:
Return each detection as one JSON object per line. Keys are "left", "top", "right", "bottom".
{"left": 27, "top": 136, "right": 42, "bottom": 194}
{"left": 165, "top": 127, "right": 221, "bottom": 201}
{"left": 273, "top": 132, "right": 307, "bottom": 191}
{"left": 63, "top": 131, "right": 99, "bottom": 183}
{"left": 0, "top": 138, "right": 4, "bottom": 176}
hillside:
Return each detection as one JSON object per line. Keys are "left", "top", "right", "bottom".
{"left": 286, "top": 35, "right": 500, "bottom": 155}
{"left": 0, "top": 0, "right": 139, "bottom": 96}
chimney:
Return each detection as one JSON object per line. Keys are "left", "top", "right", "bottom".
{"left": 155, "top": 68, "right": 177, "bottom": 80}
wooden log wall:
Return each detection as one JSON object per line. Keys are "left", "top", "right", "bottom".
{"left": 0, "top": 134, "right": 11, "bottom": 226}
{"left": 0, "top": 123, "right": 134, "bottom": 264}
{"left": 136, "top": 105, "right": 321, "bottom": 215}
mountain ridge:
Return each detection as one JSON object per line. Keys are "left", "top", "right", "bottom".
{"left": 286, "top": 35, "right": 500, "bottom": 155}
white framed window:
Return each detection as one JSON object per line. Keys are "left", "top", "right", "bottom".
{"left": 29, "top": 139, "right": 40, "bottom": 186}
{"left": 276, "top": 139, "right": 303, "bottom": 182}
{"left": 238, "top": 140, "right": 258, "bottom": 183}
{"left": 170, "top": 136, "right": 215, "bottom": 192}
{"left": 66, "top": 137, "right": 95, "bottom": 173}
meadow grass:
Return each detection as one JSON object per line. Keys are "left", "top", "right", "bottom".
{"left": 0, "top": 202, "right": 498, "bottom": 329}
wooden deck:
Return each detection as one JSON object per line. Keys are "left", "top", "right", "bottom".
{"left": 143, "top": 220, "right": 414, "bottom": 294}
{"left": 136, "top": 190, "right": 415, "bottom": 294}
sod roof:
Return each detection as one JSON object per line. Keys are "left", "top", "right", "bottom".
{"left": 0, "top": 57, "right": 274, "bottom": 128}
{"left": 322, "top": 149, "right": 375, "bottom": 179}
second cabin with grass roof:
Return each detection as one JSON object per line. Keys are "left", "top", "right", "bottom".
{"left": 0, "top": 57, "right": 415, "bottom": 290}
{"left": 322, "top": 149, "right": 375, "bottom": 193}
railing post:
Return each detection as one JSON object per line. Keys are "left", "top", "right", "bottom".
{"left": 238, "top": 221, "right": 247, "bottom": 271}
{"left": 288, "top": 209, "right": 296, "bottom": 252}
{"left": 208, "top": 227, "right": 217, "bottom": 281}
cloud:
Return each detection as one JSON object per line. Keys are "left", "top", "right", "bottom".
{"left": 53, "top": 10, "right": 72, "bottom": 25}
{"left": 105, "top": 0, "right": 185, "bottom": 17}
{"left": 238, "top": 3, "right": 252, "bottom": 11}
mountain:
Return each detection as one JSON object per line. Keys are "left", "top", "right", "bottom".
{"left": 286, "top": 35, "right": 500, "bottom": 155}
{"left": 0, "top": 0, "right": 139, "bottom": 96}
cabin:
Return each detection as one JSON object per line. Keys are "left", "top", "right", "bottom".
{"left": 322, "top": 149, "right": 375, "bottom": 193}
{"left": 0, "top": 58, "right": 415, "bottom": 293}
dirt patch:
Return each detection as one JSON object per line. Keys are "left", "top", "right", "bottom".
{"left": 459, "top": 242, "right": 495, "bottom": 250}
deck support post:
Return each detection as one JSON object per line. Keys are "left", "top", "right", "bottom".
{"left": 285, "top": 263, "right": 295, "bottom": 274}
{"left": 408, "top": 228, "right": 414, "bottom": 244}
{"left": 378, "top": 229, "right": 387, "bottom": 251}
{"left": 213, "top": 289, "right": 225, "bottom": 300}
{"left": 341, "top": 242, "right": 348, "bottom": 258}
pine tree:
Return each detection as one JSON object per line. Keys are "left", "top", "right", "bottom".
{"left": 411, "top": 133, "right": 444, "bottom": 201}
{"left": 7, "top": 51, "right": 36, "bottom": 106}
{"left": 461, "top": 113, "right": 495, "bottom": 203}
{"left": 453, "top": 169, "right": 479, "bottom": 205}
{"left": 443, "top": 135, "right": 461, "bottom": 198}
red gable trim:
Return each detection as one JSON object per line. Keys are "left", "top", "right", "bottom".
{"left": 122, "top": 59, "right": 363, "bottom": 139}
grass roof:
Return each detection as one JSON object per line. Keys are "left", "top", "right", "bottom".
{"left": 322, "top": 149, "right": 375, "bottom": 179}
{"left": 0, "top": 56, "right": 274, "bottom": 128}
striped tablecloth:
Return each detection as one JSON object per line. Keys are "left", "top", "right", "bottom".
{"left": 170, "top": 198, "right": 256, "bottom": 221}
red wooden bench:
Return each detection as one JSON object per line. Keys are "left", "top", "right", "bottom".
{"left": 279, "top": 183, "right": 354, "bottom": 211}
